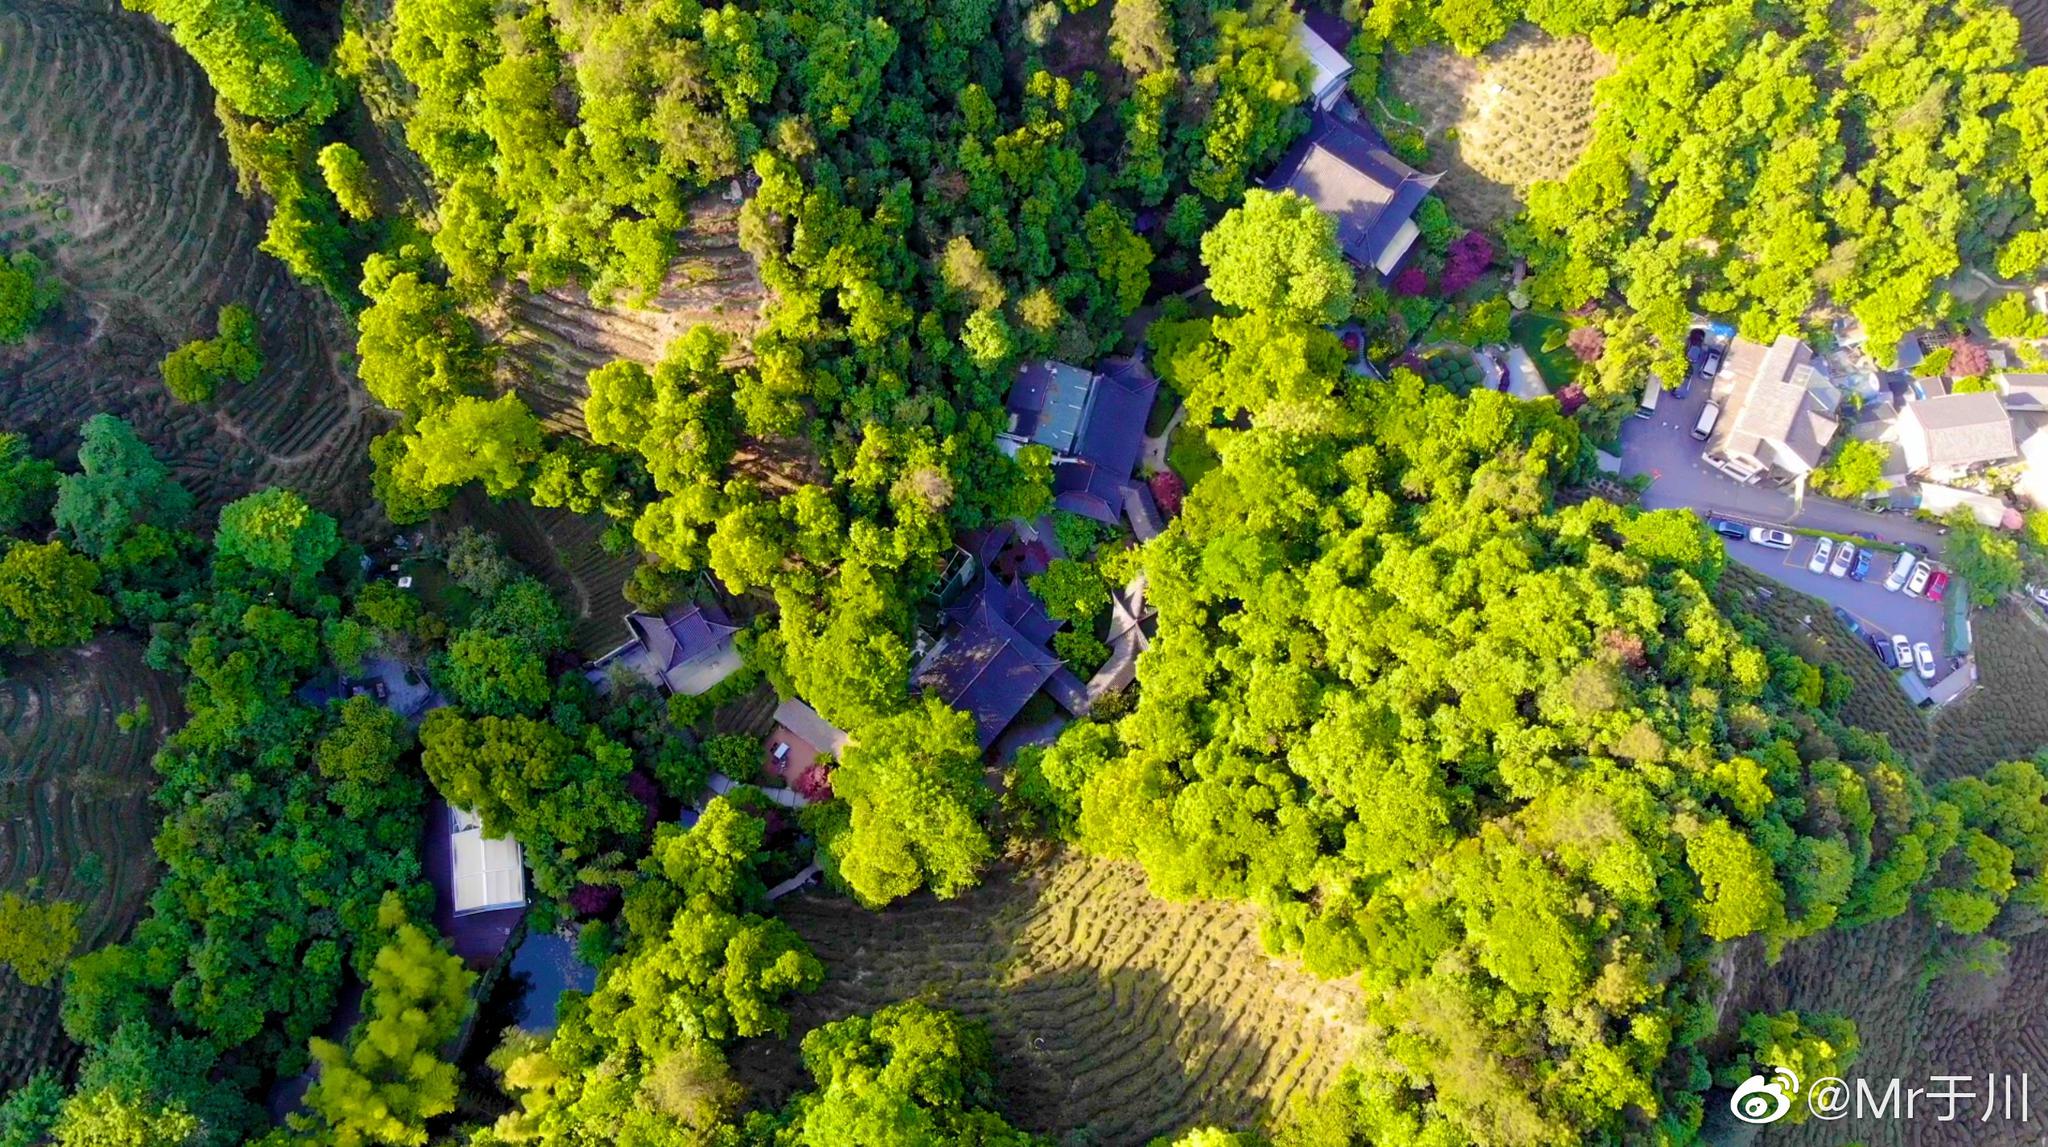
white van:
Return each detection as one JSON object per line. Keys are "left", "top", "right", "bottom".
{"left": 1692, "top": 402, "right": 1721, "bottom": 441}
{"left": 1636, "top": 375, "right": 1661, "bottom": 419}
{"left": 1884, "top": 550, "right": 1917, "bottom": 593}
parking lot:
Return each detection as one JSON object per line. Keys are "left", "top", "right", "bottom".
{"left": 1617, "top": 374, "right": 1961, "bottom": 688}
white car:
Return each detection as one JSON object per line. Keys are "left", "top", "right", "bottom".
{"left": 2030, "top": 583, "right": 2048, "bottom": 607}
{"left": 1906, "top": 563, "right": 1934, "bottom": 597}
{"left": 1808, "top": 537, "right": 1833, "bottom": 574}
{"left": 1914, "top": 642, "right": 1937, "bottom": 680}
{"left": 1885, "top": 550, "right": 1918, "bottom": 593}
{"left": 1891, "top": 634, "right": 1913, "bottom": 668}
{"left": 1828, "top": 542, "right": 1855, "bottom": 578}
{"left": 1749, "top": 526, "right": 1794, "bottom": 549}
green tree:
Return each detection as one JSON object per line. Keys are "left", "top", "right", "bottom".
{"left": 303, "top": 898, "right": 474, "bottom": 1147}
{"left": 0, "top": 433, "right": 59, "bottom": 535}
{"left": 1200, "top": 190, "right": 1354, "bottom": 325}
{"left": 214, "top": 488, "right": 340, "bottom": 592}
{"left": 158, "top": 305, "right": 262, "bottom": 403}
{"left": 0, "top": 894, "right": 80, "bottom": 987}
{"left": 1812, "top": 439, "right": 1891, "bottom": 500}
{"left": 1723, "top": 1011, "right": 1859, "bottom": 1126}
{"left": 54, "top": 416, "right": 194, "bottom": 557}
{"left": 0, "top": 251, "right": 60, "bottom": 345}
{"left": 816, "top": 699, "right": 993, "bottom": 907}
{"left": 0, "top": 541, "right": 111, "bottom": 648}
{"left": 317, "top": 143, "right": 378, "bottom": 222}
{"left": 1944, "top": 511, "right": 2024, "bottom": 599}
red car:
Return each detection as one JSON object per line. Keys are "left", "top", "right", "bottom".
{"left": 1927, "top": 571, "right": 1950, "bottom": 602}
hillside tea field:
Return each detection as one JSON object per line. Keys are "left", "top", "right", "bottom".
{"left": 0, "top": 0, "right": 375, "bottom": 526}
{"left": 0, "top": 637, "right": 176, "bottom": 1089}
{"left": 737, "top": 852, "right": 1365, "bottom": 1144}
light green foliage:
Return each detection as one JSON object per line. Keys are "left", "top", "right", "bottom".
{"left": 489, "top": 799, "right": 822, "bottom": 1144}
{"left": 214, "top": 488, "right": 340, "bottom": 592}
{"left": 315, "top": 696, "right": 422, "bottom": 822}
{"left": 317, "top": 144, "right": 378, "bottom": 222}
{"left": 354, "top": 255, "right": 490, "bottom": 420}
{"left": 159, "top": 305, "right": 262, "bottom": 403}
{"left": 1045, "top": 273, "right": 1956, "bottom": 1141}
{"left": 0, "top": 894, "right": 80, "bottom": 987}
{"left": 50, "top": 1086, "right": 199, "bottom": 1147}
{"left": 1201, "top": 189, "right": 1354, "bottom": 326}
{"left": 1518, "top": 0, "right": 2048, "bottom": 365}
{"left": 0, "top": 251, "right": 60, "bottom": 344}
{"left": 303, "top": 898, "right": 474, "bottom": 1147}
{"left": 54, "top": 415, "right": 194, "bottom": 558}
{"left": 1812, "top": 439, "right": 1892, "bottom": 500}
{"left": 0, "top": 540, "right": 111, "bottom": 648}
{"left": 125, "top": 0, "right": 332, "bottom": 121}
{"left": 762, "top": 1001, "right": 1039, "bottom": 1147}
{"left": 1944, "top": 509, "right": 2024, "bottom": 598}
{"left": 1029, "top": 558, "right": 1108, "bottom": 627}
{"left": 1723, "top": 1011, "right": 1859, "bottom": 1125}
{"left": 815, "top": 698, "right": 993, "bottom": 907}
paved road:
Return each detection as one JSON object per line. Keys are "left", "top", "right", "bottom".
{"left": 1616, "top": 384, "right": 1955, "bottom": 681}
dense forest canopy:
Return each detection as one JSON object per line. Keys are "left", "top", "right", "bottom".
{"left": 6, "top": 0, "right": 2048, "bottom": 1141}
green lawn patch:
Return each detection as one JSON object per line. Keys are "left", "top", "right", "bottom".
{"left": 1509, "top": 310, "right": 1580, "bottom": 388}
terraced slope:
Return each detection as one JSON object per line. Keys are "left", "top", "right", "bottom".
{"left": 737, "top": 853, "right": 1365, "bottom": 1145}
{"left": 444, "top": 491, "right": 639, "bottom": 659}
{"left": 485, "top": 195, "right": 765, "bottom": 435}
{"left": 0, "top": 636, "right": 178, "bottom": 1089}
{"left": 0, "top": 0, "right": 378, "bottom": 527}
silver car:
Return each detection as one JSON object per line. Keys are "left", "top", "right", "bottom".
{"left": 1828, "top": 542, "right": 1855, "bottom": 578}
{"left": 1749, "top": 526, "right": 1794, "bottom": 549}
{"left": 1914, "top": 642, "right": 1937, "bottom": 680}
{"left": 1885, "top": 551, "right": 1917, "bottom": 592}
{"left": 1808, "top": 537, "right": 1833, "bottom": 574}
{"left": 1906, "top": 563, "right": 1934, "bottom": 597}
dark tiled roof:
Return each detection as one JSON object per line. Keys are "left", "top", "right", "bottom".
{"left": 1300, "top": 6, "right": 1353, "bottom": 52}
{"left": 626, "top": 602, "right": 739, "bottom": 671}
{"left": 1264, "top": 109, "right": 1440, "bottom": 270}
{"left": 916, "top": 582, "right": 1063, "bottom": 748}
{"left": 1047, "top": 356, "right": 1159, "bottom": 528}
{"left": 1007, "top": 360, "right": 1096, "bottom": 453}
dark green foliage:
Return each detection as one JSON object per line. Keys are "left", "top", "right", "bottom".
{"left": 53, "top": 415, "right": 195, "bottom": 558}
{"left": 0, "top": 433, "right": 58, "bottom": 535}
{"left": 1944, "top": 510, "right": 2024, "bottom": 598}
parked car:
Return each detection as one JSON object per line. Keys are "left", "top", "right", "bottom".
{"left": 1702, "top": 347, "right": 1724, "bottom": 380}
{"left": 1891, "top": 634, "right": 1913, "bottom": 668}
{"left": 1833, "top": 606, "right": 1862, "bottom": 635}
{"left": 1884, "top": 550, "right": 1918, "bottom": 592}
{"left": 1829, "top": 542, "right": 1855, "bottom": 577}
{"left": 1710, "top": 518, "right": 1747, "bottom": 540}
{"left": 2029, "top": 583, "right": 2048, "bottom": 607}
{"left": 1808, "top": 537, "right": 1833, "bottom": 574}
{"left": 1851, "top": 549, "right": 1872, "bottom": 581}
{"left": 1914, "top": 642, "right": 1937, "bottom": 680}
{"left": 1927, "top": 571, "right": 1950, "bottom": 602}
{"left": 1749, "top": 526, "right": 1794, "bottom": 549}
{"left": 1871, "top": 635, "right": 1898, "bottom": 668}
{"left": 1906, "top": 563, "right": 1934, "bottom": 597}
{"left": 1692, "top": 402, "right": 1721, "bottom": 441}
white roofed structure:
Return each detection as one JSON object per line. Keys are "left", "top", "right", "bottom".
{"left": 449, "top": 807, "right": 527, "bottom": 916}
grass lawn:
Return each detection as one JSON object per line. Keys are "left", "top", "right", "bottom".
{"left": 1167, "top": 420, "right": 1221, "bottom": 485}
{"left": 1509, "top": 310, "right": 1580, "bottom": 388}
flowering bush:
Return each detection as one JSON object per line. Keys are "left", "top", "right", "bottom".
{"left": 1392, "top": 266, "right": 1431, "bottom": 297}
{"left": 1438, "top": 231, "right": 1495, "bottom": 295}
{"left": 796, "top": 764, "right": 834, "bottom": 802}
{"left": 1149, "top": 470, "right": 1186, "bottom": 516}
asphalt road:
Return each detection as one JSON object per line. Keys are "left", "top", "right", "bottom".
{"left": 1616, "top": 383, "right": 1955, "bottom": 681}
